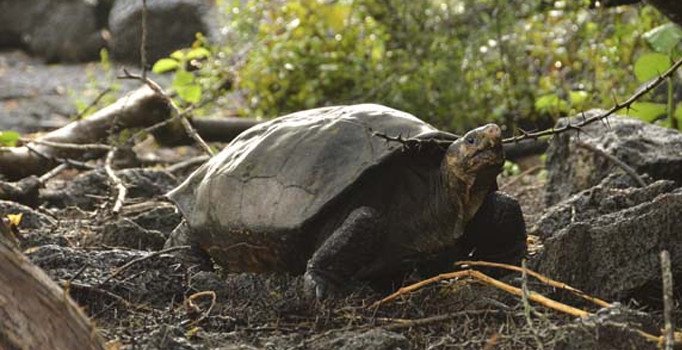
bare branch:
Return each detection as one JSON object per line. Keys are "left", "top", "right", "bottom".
{"left": 661, "top": 250, "right": 675, "bottom": 350}
{"left": 104, "top": 149, "right": 127, "bottom": 214}
{"left": 140, "top": 0, "right": 148, "bottom": 80}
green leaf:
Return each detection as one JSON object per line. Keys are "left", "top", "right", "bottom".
{"left": 534, "top": 93, "right": 569, "bottom": 114}
{"left": 186, "top": 47, "right": 211, "bottom": 60}
{"left": 152, "top": 58, "right": 180, "bottom": 74}
{"left": 643, "top": 23, "right": 682, "bottom": 54}
{"left": 176, "top": 84, "right": 202, "bottom": 104}
{"left": 172, "top": 70, "right": 202, "bottom": 104}
{"left": 569, "top": 90, "right": 588, "bottom": 107}
{"left": 173, "top": 70, "right": 195, "bottom": 87}
{"left": 0, "top": 130, "right": 21, "bottom": 147}
{"left": 634, "top": 53, "right": 672, "bottom": 83}
{"left": 629, "top": 102, "right": 667, "bottom": 122}
{"left": 170, "top": 50, "right": 186, "bottom": 61}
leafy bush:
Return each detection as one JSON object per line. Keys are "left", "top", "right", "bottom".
{"left": 157, "top": 0, "right": 677, "bottom": 132}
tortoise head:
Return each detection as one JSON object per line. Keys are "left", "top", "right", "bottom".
{"left": 442, "top": 124, "right": 504, "bottom": 221}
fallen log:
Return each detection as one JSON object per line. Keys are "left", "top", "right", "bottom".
{"left": 0, "top": 86, "right": 171, "bottom": 180}
{"left": 153, "top": 116, "right": 261, "bottom": 146}
{"left": 0, "top": 222, "right": 106, "bottom": 350}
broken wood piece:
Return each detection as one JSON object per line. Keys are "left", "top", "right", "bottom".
{"left": 0, "top": 230, "right": 105, "bottom": 350}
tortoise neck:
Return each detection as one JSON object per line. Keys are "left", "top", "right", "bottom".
{"left": 440, "top": 162, "right": 494, "bottom": 223}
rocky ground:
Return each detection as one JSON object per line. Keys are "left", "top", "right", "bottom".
{"left": 1, "top": 49, "right": 682, "bottom": 349}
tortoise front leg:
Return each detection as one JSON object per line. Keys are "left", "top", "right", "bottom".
{"left": 464, "top": 192, "right": 527, "bottom": 268}
{"left": 304, "top": 207, "right": 383, "bottom": 299}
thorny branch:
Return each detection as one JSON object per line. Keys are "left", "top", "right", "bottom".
{"left": 372, "top": 57, "right": 682, "bottom": 149}
{"left": 503, "top": 56, "right": 682, "bottom": 143}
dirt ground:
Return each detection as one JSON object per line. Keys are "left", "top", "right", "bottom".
{"left": 3, "top": 155, "right": 675, "bottom": 350}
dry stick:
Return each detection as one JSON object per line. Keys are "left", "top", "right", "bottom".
{"left": 661, "top": 250, "right": 675, "bottom": 350}
{"left": 24, "top": 144, "right": 96, "bottom": 171}
{"left": 38, "top": 163, "right": 69, "bottom": 183}
{"left": 140, "top": 0, "right": 148, "bottom": 80}
{"left": 371, "top": 269, "right": 590, "bottom": 318}
{"left": 166, "top": 155, "right": 210, "bottom": 173}
{"left": 104, "top": 149, "right": 126, "bottom": 214}
{"left": 503, "top": 56, "right": 682, "bottom": 144}
{"left": 185, "top": 291, "right": 217, "bottom": 327}
{"left": 99, "top": 245, "right": 190, "bottom": 286}
{"left": 119, "top": 69, "right": 215, "bottom": 156}
{"left": 455, "top": 260, "right": 611, "bottom": 308}
{"left": 576, "top": 142, "right": 647, "bottom": 187}
{"left": 382, "top": 309, "right": 501, "bottom": 331}
{"left": 74, "top": 87, "right": 113, "bottom": 120}
{"left": 21, "top": 138, "right": 112, "bottom": 152}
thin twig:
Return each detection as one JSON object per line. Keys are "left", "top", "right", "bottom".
{"left": 455, "top": 260, "right": 611, "bottom": 308}
{"left": 104, "top": 148, "right": 127, "bottom": 214}
{"left": 74, "top": 87, "right": 113, "bottom": 120}
{"left": 185, "top": 291, "right": 217, "bottom": 327}
{"left": 503, "top": 56, "right": 682, "bottom": 144}
{"left": 576, "top": 142, "right": 646, "bottom": 187}
{"left": 166, "top": 155, "right": 210, "bottom": 173}
{"left": 99, "top": 245, "right": 190, "bottom": 286}
{"left": 371, "top": 269, "right": 590, "bottom": 318}
{"left": 382, "top": 309, "right": 501, "bottom": 331}
{"left": 24, "top": 144, "right": 96, "bottom": 171}
{"left": 140, "top": 0, "right": 148, "bottom": 80}
{"left": 38, "top": 163, "right": 69, "bottom": 183}
{"left": 661, "top": 250, "right": 675, "bottom": 350}
{"left": 22, "top": 138, "right": 112, "bottom": 152}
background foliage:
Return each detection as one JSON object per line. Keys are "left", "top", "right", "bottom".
{"left": 158, "top": 0, "right": 681, "bottom": 134}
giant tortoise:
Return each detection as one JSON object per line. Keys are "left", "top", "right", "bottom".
{"left": 167, "top": 104, "right": 527, "bottom": 297}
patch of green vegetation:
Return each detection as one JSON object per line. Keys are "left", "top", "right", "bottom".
{"left": 152, "top": 0, "right": 678, "bottom": 133}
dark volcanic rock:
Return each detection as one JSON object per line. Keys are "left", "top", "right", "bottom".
{"left": 42, "top": 168, "right": 177, "bottom": 210}
{"left": 555, "top": 304, "right": 658, "bottom": 350}
{"left": 545, "top": 112, "right": 682, "bottom": 205}
{"left": 0, "top": 200, "right": 56, "bottom": 230}
{"left": 533, "top": 175, "right": 675, "bottom": 238}
{"left": 531, "top": 183, "right": 682, "bottom": 299}
{"left": 27, "top": 244, "right": 188, "bottom": 308}
{"left": 109, "top": 0, "right": 215, "bottom": 63}
{"left": 100, "top": 218, "right": 167, "bottom": 250}
{"left": 0, "top": 0, "right": 105, "bottom": 62}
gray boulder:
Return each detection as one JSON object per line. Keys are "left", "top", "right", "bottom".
{"left": 309, "top": 329, "right": 410, "bottom": 350}
{"left": 109, "top": 0, "right": 215, "bottom": 64}
{"left": 0, "top": 0, "right": 105, "bottom": 62}
{"left": 531, "top": 180, "right": 682, "bottom": 299}
{"left": 545, "top": 112, "right": 682, "bottom": 205}
{"left": 555, "top": 303, "right": 658, "bottom": 350}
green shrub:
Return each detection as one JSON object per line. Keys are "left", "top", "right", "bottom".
{"left": 170, "top": 0, "right": 675, "bottom": 132}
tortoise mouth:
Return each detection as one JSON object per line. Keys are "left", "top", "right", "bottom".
{"left": 470, "top": 144, "right": 504, "bottom": 172}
